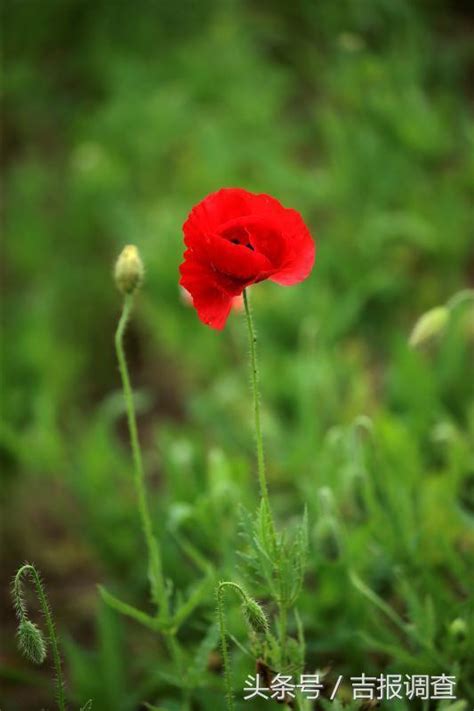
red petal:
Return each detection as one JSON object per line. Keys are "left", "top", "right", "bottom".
{"left": 206, "top": 233, "right": 273, "bottom": 282}
{"left": 180, "top": 188, "right": 316, "bottom": 329}
{"left": 191, "top": 286, "right": 233, "bottom": 330}
{"left": 179, "top": 257, "right": 235, "bottom": 329}
{"left": 269, "top": 209, "right": 316, "bottom": 286}
{"left": 183, "top": 188, "right": 286, "bottom": 237}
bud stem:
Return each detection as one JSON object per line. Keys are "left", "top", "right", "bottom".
{"left": 216, "top": 581, "right": 252, "bottom": 711}
{"left": 218, "top": 580, "right": 247, "bottom": 603}
{"left": 114, "top": 293, "right": 167, "bottom": 616}
{"left": 13, "top": 564, "right": 66, "bottom": 711}
{"left": 216, "top": 584, "right": 235, "bottom": 711}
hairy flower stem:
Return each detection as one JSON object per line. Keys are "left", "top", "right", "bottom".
{"left": 219, "top": 581, "right": 248, "bottom": 604}
{"left": 115, "top": 293, "right": 187, "bottom": 692}
{"left": 13, "top": 564, "right": 66, "bottom": 711}
{"left": 243, "top": 290, "right": 294, "bottom": 668}
{"left": 278, "top": 604, "right": 288, "bottom": 667}
{"left": 115, "top": 294, "right": 167, "bottom": 614}
{"left": 216, "top": 582, "right": 248, "bottom": 711}
{"left": 243, "top": 289, "right": 276, "bottom": 544}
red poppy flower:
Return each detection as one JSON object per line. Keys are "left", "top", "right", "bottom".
{"left": 179, "top": 188, "right": 315, "bottom": 329}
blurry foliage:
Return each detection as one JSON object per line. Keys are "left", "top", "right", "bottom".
{"left": 1, "top": 0, "right": 474, "bottom": 708}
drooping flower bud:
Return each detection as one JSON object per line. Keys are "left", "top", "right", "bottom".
{"left": 242, "top": 597, "right": 269, "bottom": 635}
{"left": 114, "top": 245, "right": 144, "bottom": 295}
{"left": 17, "top": 619, "right": 47, "bottom": 664}
{"left": 409, "top": 306, "right": 449, "bottom": 348}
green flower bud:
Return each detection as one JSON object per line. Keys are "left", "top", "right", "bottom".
{"left": 242, "top": 597, "right": 269, "bottom": 635}
{"left": 114, "top": 245, "right": 144, "bottom": 294}
{"left": 17, "top": 619, "right": 47, "bottom": 664}
{"left": 449, "top": 617, "right": 467, "bottom": 643}
{"left": 409, "top": 306, "right": 449, "bottom": 348}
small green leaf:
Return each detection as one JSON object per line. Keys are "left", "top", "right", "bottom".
{"left": 172, "top": 574, "right": 214, "bottom": 630}
{"left": 187, "top": 623, "right": 219, "bottom": 685}
{"left": 350, "top": 571, "right": 407, "bottom": 632}
{"left": 98, "top": 586, "right": 162, "bottom": 632}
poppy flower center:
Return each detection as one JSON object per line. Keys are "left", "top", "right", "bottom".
{"left": 220, "top": 225, "right": 255, "bottom": 251}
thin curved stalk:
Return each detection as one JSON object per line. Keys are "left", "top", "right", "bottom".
{"left": 115, "top": 293, "right": 167, "bottom": 614}
{"left": 13, "top": 563, "right": 66, "bottom": 711}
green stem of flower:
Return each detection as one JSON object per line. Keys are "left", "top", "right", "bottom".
{"left": 115, "top": 293, "right": 187, "bottom": 694}
{"left": 278, "top": 603, "right": 288, "bottom": 668}
{"left": 243, "top": 289, "right": 276, "bottom": 541}
{"left": 219, "top": 580, "right": 248, "bottom": 604}
{"left": 216, "top": 583, "right": 237, "bottom": 711}
{"left": 115, "top": 293, "right": 167, "bottom": 616}
{"left": 14, "top": 564, "right": 66, "bottom": 711}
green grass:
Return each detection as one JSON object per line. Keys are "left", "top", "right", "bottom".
{"left": 1, "top": 0, "right": 473, "bottom": 709}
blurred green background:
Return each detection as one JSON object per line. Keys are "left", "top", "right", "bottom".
{"left": 2, "top": 0, "right": 474, "bottom": 709}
